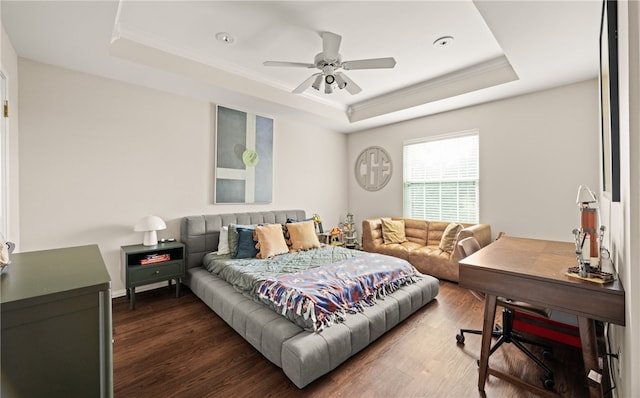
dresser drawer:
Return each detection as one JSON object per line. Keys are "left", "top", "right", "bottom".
{"left": 129, "top": 261, "right": 183, "bottom": 286}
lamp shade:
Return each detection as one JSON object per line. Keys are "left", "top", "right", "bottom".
{"left": 134, "top": 215, "right": 166, "bottom": 246}
{"left": 576, "top": 185, "right": 597, "bottom": 204}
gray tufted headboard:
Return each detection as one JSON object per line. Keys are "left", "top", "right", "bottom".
{"left": 180, "top": 210, "right": 306, "bottom": 269}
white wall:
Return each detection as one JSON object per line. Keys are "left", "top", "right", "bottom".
{"left": 17, "top": 59, "right": 348, "bottom": 294}
{"left": 1, "top": 22, "right": 20, "bottom": 245}
{"left": 348, "top": 79, "right": 599, "bottom": 242}
{"left": 601, "top": 2, "right": 640, "bottom": 396}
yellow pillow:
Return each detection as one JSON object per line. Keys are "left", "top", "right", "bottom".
{"left": 254, "top": 224, "right": 289, "bottom": 259}
{"left": 286, "top": 220, "right": 321, "bottom": 251}
{"left": 439, "top": 223, "right": 462, "bottom": 253}
{"left": 381, "top": 218, "right": 407, "bottom": 244}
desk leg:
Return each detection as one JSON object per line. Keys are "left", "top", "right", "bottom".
{"left": 578, "top": 317, "right": 603, "bottom": 398}
{"left": 478, "top": 294, "right": 498, "bottom": 391}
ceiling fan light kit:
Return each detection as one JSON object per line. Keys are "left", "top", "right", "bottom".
{"left": 264, "top": 31, "right": 396, "bottom": 95}
{"left": 312, "top": 74, "right": 323, "bottom": 91}
{"left": 334, "top": 73, "right": 347, "bottom": 90}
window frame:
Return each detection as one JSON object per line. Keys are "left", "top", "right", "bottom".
{"left": 402, "top": 130, "right": 479, "bottom": 223}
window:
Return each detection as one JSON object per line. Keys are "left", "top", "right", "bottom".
{"left": 403, "top": 131, "right": 479, "bottom": 223}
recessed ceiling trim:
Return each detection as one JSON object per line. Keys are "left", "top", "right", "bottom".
{"left": 109, "top": 35, "right": 347, "bottom": 123}
{"left": 112, "top": 25, "right": 345, "bottom": 111}
{"left": 347, "top": 55, "right": 519, "bottom": 122}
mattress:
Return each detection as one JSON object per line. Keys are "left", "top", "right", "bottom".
{"left": 181, "top": 211, "right": 439, "bottom": 388}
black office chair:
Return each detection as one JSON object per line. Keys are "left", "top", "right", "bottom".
{"left": 455, "top": 236, "right": 555, "bottom": 390}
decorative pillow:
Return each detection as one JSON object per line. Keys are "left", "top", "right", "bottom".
{"left": 439, "top": 223, "right": 463, "bottom": 253}
{"left": 235, "top": 227, "right": 259, "bottom": 259}
{"left": 286, "top": 217, "right": 315, "bottom": 224}
{"left": 287, "top": 217, "right": 315, "bottom": 227}
{"left": 286, "top": 220, "right": 321, "bottom": 251}
{"left": 254, "top": 224, "right": 289, "bottom": 259}
{"left": 228, "top": 224, "right": 254, "bottom": 257}
{"left": 381, "top": 218, "right": 407, "bottom": 244}
{"left": 216, "top": 226, "right": 230, "bottom": 255}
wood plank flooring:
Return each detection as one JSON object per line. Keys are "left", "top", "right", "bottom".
{"left": 113, "top": 281, "right": 592, "bottom": 397}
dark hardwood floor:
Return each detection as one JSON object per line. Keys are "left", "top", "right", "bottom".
{"left": 113, "top": 281, "right": 590, "bottom": 397}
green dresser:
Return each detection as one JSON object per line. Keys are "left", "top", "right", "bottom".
{"left": 0, "top": 244, "right": 113, "bottom": 397}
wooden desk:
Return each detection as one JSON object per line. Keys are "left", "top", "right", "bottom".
{"left": 459, "top": 236, "right": 625, "bottom": 398}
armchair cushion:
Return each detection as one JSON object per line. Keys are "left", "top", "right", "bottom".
{"left": 439, "top": 223, "right": 463, "bottom": 253}
{"left": 381, "top": 218, "right": 407, "bottom": 244}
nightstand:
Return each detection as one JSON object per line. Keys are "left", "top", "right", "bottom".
{"left": 121, "top": 241, "right": 185, "bottom": 310}
{"left": 317, "top": 231, "right": 331, "bottom": 245}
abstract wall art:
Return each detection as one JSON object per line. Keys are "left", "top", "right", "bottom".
{"left": 214, "top": 105, "right": 273, "bottom": 203}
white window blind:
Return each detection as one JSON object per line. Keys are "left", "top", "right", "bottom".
{"left": 403, "top": 132, "right": 479, "bottom": 223}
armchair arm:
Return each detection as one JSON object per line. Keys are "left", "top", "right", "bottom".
{"left": 458, "top": 224, "right": 492, "bottom": 247}
{"left": 361, "top": 218, "right": 384, "bottom": 252}
{"left": 451, "top": 224, "right": 492, "bottom": 263}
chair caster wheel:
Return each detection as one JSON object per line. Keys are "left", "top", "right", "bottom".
{"left": 456, "top": 334, "right": 465, "bottom": 344}
{"left": 541, "top": 374, "right": 555, "bottom": 390}
{"left": 542, "top": 349, "right": 553, "bottom": 360}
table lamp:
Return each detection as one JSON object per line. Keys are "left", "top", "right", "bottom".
{"left": 576, "top": 185, "right": 599, "bottom": 261}
{"left": 134, "top": 215, "right": 166, "bottom": 246}
{"left": 1, "top": 233, "right": 16, "bottom": 271}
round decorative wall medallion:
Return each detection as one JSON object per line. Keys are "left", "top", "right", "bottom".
{"left": 355, "top": 146, "right": 392, "bottom": 191}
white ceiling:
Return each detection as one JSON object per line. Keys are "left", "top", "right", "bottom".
{"left": 2, "top": 1, "right": 602, "bottom": 133}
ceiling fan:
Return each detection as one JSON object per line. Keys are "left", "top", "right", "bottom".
{"left": 263, "top": 32, "right": 396, "bottom": 95}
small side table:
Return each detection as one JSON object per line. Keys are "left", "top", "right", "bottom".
{"left": 121, "top": 242, "right": 185, "bottom": 310}
{"left": 317, "top": 232, "right": 331, "bottom": 245}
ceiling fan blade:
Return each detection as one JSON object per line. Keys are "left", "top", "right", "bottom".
{"left": 322, "top": 32, "right": 342, "bottom": 61}
{"left": 263, "top": 61, "right": 315, "bottom": 68}
{"left": 341, "top": 57, "right": 396, "bottom": 70}
{"left": 292, "top": 73, "right": 321, "bottom": 94}
{"left": 335, "top": 72, "right": 362, "bottom": 95}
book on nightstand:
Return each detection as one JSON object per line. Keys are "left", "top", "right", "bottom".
{"left": 140, "top": 253, "right": 170, "bottom": 265}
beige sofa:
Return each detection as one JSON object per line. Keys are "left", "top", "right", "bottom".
{"left": 361, "top": 217, "right": 492, "bottom": 282}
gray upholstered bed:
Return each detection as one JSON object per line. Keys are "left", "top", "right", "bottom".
{"left": 180, "top": 210, "right": 439, "bottom": 388}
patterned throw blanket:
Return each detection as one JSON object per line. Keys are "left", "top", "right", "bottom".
{"left": 256, "top": 253, "right": 419, "bottom": 332}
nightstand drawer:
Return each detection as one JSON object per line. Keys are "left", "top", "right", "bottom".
{"left": 129, "top": 261, "right": 183, "bottom": 285}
